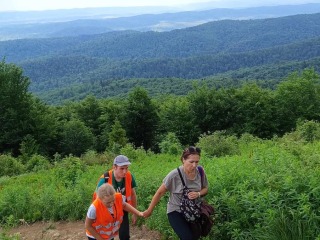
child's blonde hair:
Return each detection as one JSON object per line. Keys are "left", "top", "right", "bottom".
{"left": 97, "top": 183, "right": 116, "bottom": 199}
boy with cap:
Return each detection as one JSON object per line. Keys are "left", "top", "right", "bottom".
{"left": 93, "top": 155, "right": 137, "bottom": 240}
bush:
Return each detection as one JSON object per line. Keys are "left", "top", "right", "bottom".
{"left": 26, "top": 154, "right": 51, "bottom": 172}
{"left": 53, "top": 155, "right": 87, "bottom": 188}
{"left": 120, "top": 143, "right": 148, "bottom": 161}
{"left": 81, "top": 150, "right": 112, "bottom": 166}
{"left": 197, "top": 131, "right": 240, "bottom": 157}
{"left": 296, "top": 120, "right": 320, "bottom": 142}
{"left": 0, "top": 154, "right": 25, "bottom": 177}
{"left": 159, "top": 132, "right": 182, "bottom": 155}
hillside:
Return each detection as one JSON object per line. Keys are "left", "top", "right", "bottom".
{"left": 2, "top": 12, "right": 320, "bottom": 104}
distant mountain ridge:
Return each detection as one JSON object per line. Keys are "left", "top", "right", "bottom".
{"left": 2, "top": 7, "right": 320, "bottom": 104}
{"left": 1, "top": 3, "right": 320, "bottom": 40}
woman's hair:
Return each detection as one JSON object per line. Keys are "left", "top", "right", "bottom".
{"left": 97, "top": 183, "right": 116, "bottom": 199}
{"left": 180, "top": 146, "right": 201, "bottom": 162}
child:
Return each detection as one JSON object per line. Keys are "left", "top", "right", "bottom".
{"left": 85, "top": 183, "right": 143, "bottom": 240}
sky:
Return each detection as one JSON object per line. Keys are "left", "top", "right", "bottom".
{"left": 2, "top": 0, "right": 319, "bottom": 12}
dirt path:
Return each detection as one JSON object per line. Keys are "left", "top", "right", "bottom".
{"left": 4, "top": 221, "right": 163, "bottom": 240}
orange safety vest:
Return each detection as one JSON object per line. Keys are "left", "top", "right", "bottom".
{"left": 92, "top": 170, "right": 133, "bottom": 205}
{"left": 86, "top": 193, "right": 124, "bottom": 239}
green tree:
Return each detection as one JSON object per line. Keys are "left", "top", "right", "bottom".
{"left": 0, "top": 60, "right": 35, "bottom": 155}
{"left": 187, "top": 85, "right": 236, "bottom": 140}
{"left": 107, "top": 119, "right": 128, "bottom": 152}
{"left": 157, "top": 95, "right": 195, "bottom": 146}
{"left": 275, "top": 68, "right": 320, "bottom": 135}
{"left": 230, "top": 83, "right": 277, "bottom": 138}
{"left": 124, "top": 87, "right": 158, "bottom": 150}
{"left": 98, "top": 99, "right": 125, "bottom": 152}
{"left": 75, "top": 95, "right": 102, "bottom": 136}
{"left": 60, "top": 119, "right": 95, "bottom": 156}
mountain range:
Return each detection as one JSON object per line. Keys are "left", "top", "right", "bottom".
{"left": 1, "top": 3, "right": 320, "bottom": 104}
{"left": 2, "top": 3, "right": 320, "bottom": 40}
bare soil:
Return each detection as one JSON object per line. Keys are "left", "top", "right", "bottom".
{"left": 3, "top": 221, "right": 163, "bottom": 240}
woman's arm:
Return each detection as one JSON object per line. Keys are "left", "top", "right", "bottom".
{"left": 143, "top": 183, "right": 167, "bottom": 217}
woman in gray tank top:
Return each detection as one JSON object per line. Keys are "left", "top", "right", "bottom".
{"left": 144, "top": 146, "right": 209, "bottom": 240}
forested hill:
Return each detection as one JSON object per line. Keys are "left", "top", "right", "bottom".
{"left": 2, "top": 12, "right": 320, "bottom": 104}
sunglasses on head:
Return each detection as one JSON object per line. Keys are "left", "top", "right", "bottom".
{"left": 187, "top": 146, "right": 201, "bottom": 154}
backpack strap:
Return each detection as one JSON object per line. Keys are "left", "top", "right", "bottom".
{"left": 197, "top": 166, "right": 204, "bottom": 188}
{"left": 177, "top": 167, "right": 186, "bottom": 187}
{"left": 103, "top": 171, "right": 110, "bottom": 183}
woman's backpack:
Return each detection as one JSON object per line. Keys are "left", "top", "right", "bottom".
{"left": 177, "top": 168, "right": 201, "bottom": 222}
{"left": 177, "top": 166, "right": 215, "bottom": 237}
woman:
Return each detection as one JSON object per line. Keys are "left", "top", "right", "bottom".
{"left": 144, "top": 146, "right": 209, "bottom": 240}
{"left": 85, "top": 183, "right": 143, "bottom": 240}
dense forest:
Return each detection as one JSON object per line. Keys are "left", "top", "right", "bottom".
{"left": 1, "top": 60, "right": 320, "bottom": 159}
{"left": 1, "top": 12, "right": 320, "bottom": 104}
{"left": 1, "top": 59, "right": 320, "bottom": 239}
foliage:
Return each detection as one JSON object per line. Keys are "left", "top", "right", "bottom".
{"left": 158, "top": 132, "right": 182, "bottom": 155}
{"left": 0, "top": 60, "right": 33, "bottom": 156}
{"left": 157, "top": 95, "right": 195, "bottom": 146}
{"left": 53, "top": 155, "right": 87, "bottom": 188}
{"left": 274, "top": 69, "right": 320, "bottom": 135}
{"left": 108, "top": 119, "right": 128, "bottom": 153}
{"left": 197, "top": 131, "right": 240, "bottom": 157}
{"left": 19, "top": 135, "right": 39, "bottom": 163}
{"left": 295, "top": 120, "right": 320, "bottom": 142}
{"left": 3, "top": 13, "right": 320, "bottom": 105}
{"left": 1, "top": 138, "right": 320, "bottom": 239}
{"left": 119, "top": 143, "right": 149, "bottom": 162}
{"left": 81, "top": 150, "right": 113, "bottom": 166}
{"left": 25, "top": 154, "right": 51, "bottom": 172}
{"left": 2, "top": 60, "right": 320, "bottom": 165}
{"left": 0, "top": 154, "right": 25, "bottom": 177}
{"left": 59, "top": 119, "right": 95, "bottom": 156}
{"left": 0, "top": 232, "right": 20, "bottom": 240}
{"left": 124, "top": 87, "right": 158, "bottom": 150}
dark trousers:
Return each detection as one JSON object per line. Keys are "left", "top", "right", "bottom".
{"left": 168, "top": 211, "right": 200, "bottom": 240}
{"left": 119, "top": 211, "right": 130, "bottom": 240}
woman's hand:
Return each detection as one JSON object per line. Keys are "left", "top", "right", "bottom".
{"left": 188, "top": 191, "right": 201, "bottom": 199}
{"left": 143, "top": 209, "right": 153, "bottom": 218}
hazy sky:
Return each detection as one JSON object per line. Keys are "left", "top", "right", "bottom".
{"left": 2, "top": 0, "right": 319, "bottom": 12}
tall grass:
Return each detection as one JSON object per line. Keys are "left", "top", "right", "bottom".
{"left": 1, "top": 140, "right": 320, "bottom": 239}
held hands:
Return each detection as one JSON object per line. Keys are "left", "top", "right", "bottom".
{"left": 133, "top": 211, "right": 147, "bottom": 219}
{"left": 143, "top": 208, "right": 153, "bottom": 218}
{"left": 188, "top": 191, "right": 201, "bottom": 200}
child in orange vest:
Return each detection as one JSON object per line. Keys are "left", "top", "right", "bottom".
{"left": 86, "top": 183, "right": 143, "bottom": 240}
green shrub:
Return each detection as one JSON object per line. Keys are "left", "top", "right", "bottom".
{"left": 0, "top": 232, "right": 20, "bottom": 240}
{"left": 120, "top": 143, "right": 149, "bottom": 161}
{"left": 296, "top": 120, "right": 320, "bottom": 142}
{"left": 25, "top": 154, "right": 51, "bottom": 172}
{"left": 197, "top": 131, "right": 240, "bottom": 157}
{"left": 1, "top": 140, "right": 320, "bottom": 240}
{"left": 0, "top": 154, "right": 25, "bottom": 177}
{"left": 81, "top": 150, "right": 112, "bottom": 166}
{"left": 53, "top": 155, "right": 87, "bottom": 188}
{"left": 159, "top": 132, "right": 182, "bottom": 155}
